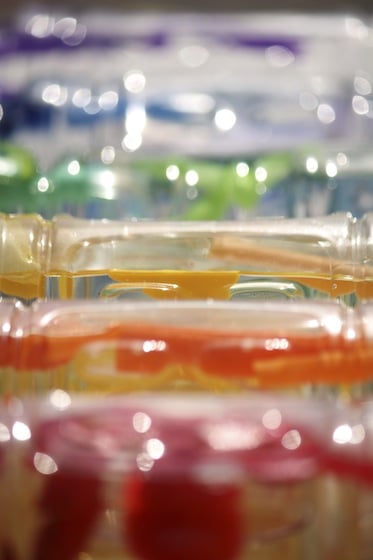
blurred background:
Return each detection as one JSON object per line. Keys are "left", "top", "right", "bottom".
{"left": 2, "top": 0, "right": 373, "bottom": 222}
{"left": 1, "top": 0, "right": 373, "bottom": 18}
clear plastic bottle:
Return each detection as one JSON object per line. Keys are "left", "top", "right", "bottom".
{"left": 317, "top": 398, "right": 373, "bottom": 560}
{"left": 0, "top": 212, "right": 370, "bottom": 303}
{"left": 0, "top": 298, "right": 373, "bottom": 397}
{"left": 0, "top": 391, "right": 351, "bottom": 559}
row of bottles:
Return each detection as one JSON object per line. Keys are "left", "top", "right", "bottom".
{"left": 1, "top": 9, "right": 373, "bottom": 560}
{"left": 5, "top": 142, "right": 373, "bottom": 220}
{"left": 2, "top": 11, "right": 373, "bottom": 219}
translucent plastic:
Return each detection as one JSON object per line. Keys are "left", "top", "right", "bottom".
{"left": 1, "top": 212, "right": 373, "bottom": 303}
{"left": 0, "top": 391, "right": 354, "bottom": 560}
{"left": 315, "top": 399, "right": 373, "bottom": 559}
{"left": 1, "top": 298, "right": 373, "bottom": 396}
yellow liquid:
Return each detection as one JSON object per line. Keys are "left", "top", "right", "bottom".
{"left": 0, "top": 271, "right": 45, "bottom": 300}
{"left": 275, "top": 273, "right": 373, "bottom": 298}
{"left": 109, "top": 270, "right": 373, "bottom": 300}
{"left": 2, "top": 269, "right": 373, "bottom": 301}
{"left": 44, "top": 270, "right": 242, "bottom": 301}
{"left": 109, "top": 270, "right": 241, "bottom": 300}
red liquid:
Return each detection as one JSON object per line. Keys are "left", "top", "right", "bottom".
{"left": 33, "top": 471, "right": 103, "bottom": 560}
{"left": 124, "top": 472, "right": 244, "bottom": 560}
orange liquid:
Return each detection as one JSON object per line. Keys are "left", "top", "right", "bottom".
{"left": 9, "top": 324, "right": 123, "bottom": 370}
{"left": 6, "top": 320, "right": 373, "bottom": 390}
{"left": 113, "top": 322, "right": 373, "bottom": 387}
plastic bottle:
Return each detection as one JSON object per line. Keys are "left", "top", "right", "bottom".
{"left": 0, "top": 391, "right": 349, "bottom": 559}
{"left": 0, "top": 298, "right": 373, "bottom": 396}
{"left": 0, "top": 212, "right": 371, "bottom": 303}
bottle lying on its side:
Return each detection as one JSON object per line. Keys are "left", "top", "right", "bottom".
{"left": 1, "top": 212, "right": 373, "bottom": 304}
{"left": 0, "top": 391, "right": 362, "bottom": 560}
{"left": 0, "top": 298, "right": 372, "bottom": 397}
